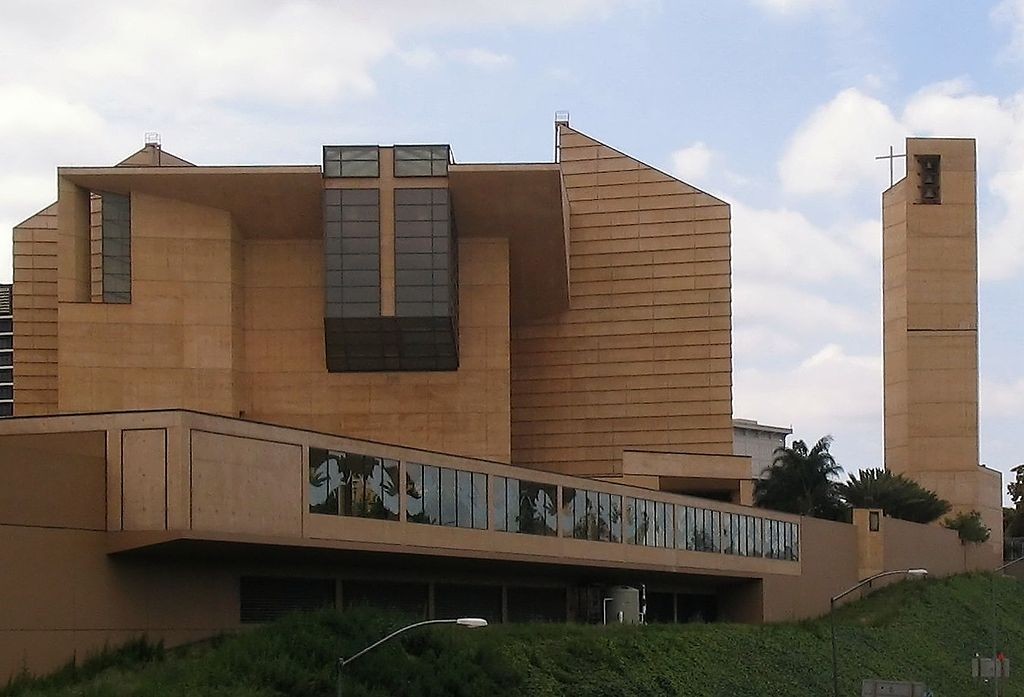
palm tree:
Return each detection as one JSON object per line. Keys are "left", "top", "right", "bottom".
{"left": 755, "top": 436, "right": 845, "bottom": 520}
{"left": 837, "top": 468, "right": 950, "bottom": 524}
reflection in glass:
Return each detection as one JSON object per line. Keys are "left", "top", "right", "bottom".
{"left": 309, "top": 448, "right": 396, "bottom": 520}
{"left": 472, "top": 472, "right": 488, "bottom": 530}
{"left": 423, "top": 465, "right": 440, "bottom": 525}
{"left": 440, "top": 467, "right": 457, "bottom": 526}
{"left": 495, "top": 476, "right": 507, "bottom": 532}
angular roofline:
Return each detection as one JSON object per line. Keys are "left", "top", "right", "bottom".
{"left": 559, "top": 123, "right": 730, "bottom": 207}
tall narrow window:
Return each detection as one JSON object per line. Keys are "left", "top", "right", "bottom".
{"left": 101, "top": 193, "right": 131, "bottom": 303}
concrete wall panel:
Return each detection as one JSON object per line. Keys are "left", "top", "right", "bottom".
{"left": 190, "top": 430, "right": 302, "bottom": 537}
{"left": 0, "top": 431, "right": 106, "bottom": 530}
{"left": 121, "top": 429, "right": 167, "bottom": 531}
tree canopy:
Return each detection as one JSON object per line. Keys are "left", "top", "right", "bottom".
{"left": 754, "top": 436, "right": 846, "bottom": 521}
{"left": 837, "top": 468, "right": 951, "bottom": 524}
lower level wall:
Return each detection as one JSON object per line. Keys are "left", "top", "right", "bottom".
{"left": 0, "top": 523, "right": 742, "bottom": 681}
{"left": 761, "top": 517, "right": 859, "bottom": 623}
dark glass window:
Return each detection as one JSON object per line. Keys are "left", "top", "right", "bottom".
{"left": 308, "top": 447, "right": 398, "bottom": 521}
{"left": 323, "top": 146, "right": 380, "bottom": 178}
{"left": 324, "top": 189, "right": 380, "bottom": 320}
{"left": 0, "top": 369, "right": 11, "bottom": 383}
{"left": 0, "top": 319, "right": 10, "bottom": 333}
{"left": 394, "top": 188, "right": 454, "bottom": 318}
{"left": 493, "top": 476, "right": 556, "bottom": 536}
{"left": 0, "top": 386, "right": 11, "bottom": 399}
{"left": 101, "top": 192, "right": 131, "bottom": 304}
{"left": 0, "top": 402, "right": 11, "bottom": 417}
{"left": 0, "top": 352, "right": 10, "bottom": 367}
{"left": 561, "top": 487, "right": 621, "bottom": 543}
{"left": 0, "top": 336, "right": 11, "bottom": 349}
{"left": 394, "top": 145, "right": 450, "bottom": 177}
{"left": 406, "top": 462, "right": 486, "bottom": 530}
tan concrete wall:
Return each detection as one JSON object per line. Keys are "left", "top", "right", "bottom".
{"left": 0, "top": 431, "right": 106, "bottom": 529}
{"left": 510, "top": 126, "right": 734, "bottom": 477}
{"left": 190, "top": 430, "right": 303, "bottom": 537}
{"left": 121, "top": 428, "right": 167, "bottom": 530}
{"left": 242, "top": 236, "right": 511, "bottom": 463}
{"left": 56, "top": 192, "right": 244, "bottom": 416}
{"left": 882, "top": 515, "right": 974, "bottom": 577}
{"left": 12, "top": 203, "right": 59, "bottom": 415}
{"left": 0, "top": 525, "right": 244, "bottom": 681}
{"left": 762, "top": 516, "right": 859, "bottom": 622}
{"left": 0, "top": 411, "right": 805, "bottom": 680}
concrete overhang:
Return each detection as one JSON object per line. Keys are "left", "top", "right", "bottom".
{"left": 610, "top": 451, "right": 755, "bottom": 501}
{"left": 59, "top": 165, "right": 323, "bottom": 239}
{"left": 105, "top": 530, "right": 782, "bottom": 581}
{"left": 449, "top": 163, "right": 569, "bottom": 324}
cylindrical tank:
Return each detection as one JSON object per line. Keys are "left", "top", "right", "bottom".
{"left": 605, "top": 586, "right": 641, "bottom": 625}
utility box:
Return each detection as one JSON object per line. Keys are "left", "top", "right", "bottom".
{"left": 861, "top": 679, "right": 929, "bottom": 696}
{"left": 605, "top": 586, "right": 640, "bottom": 624}
{"left": 973, "top": 656, "right": 1011, "bottom": 679}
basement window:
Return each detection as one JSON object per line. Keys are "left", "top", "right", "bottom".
{"left": 239, "top": 576, "right": 335, "bottom": 624}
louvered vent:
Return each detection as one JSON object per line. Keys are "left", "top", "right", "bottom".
{"left": 239, "top": 577, "right": 335, "bottom": 624}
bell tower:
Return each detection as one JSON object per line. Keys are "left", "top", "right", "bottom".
{"left": 881, "top": 137, "right": 1001, "bottom": 563}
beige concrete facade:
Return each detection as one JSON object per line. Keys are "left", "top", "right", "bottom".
{"left": 0, "top": 409, "right": 804, "bottom": 678}
{"left": 13, "top": 126, "right": 737, "bottom": 481}
{"left": 882, "top": 137, "right": 1001, "bottom": 560}
{"left": 0, "top": 127, "right": 989, "bottom": 681}
{"left": 510, "top": 127, "right": 734, "bottom": 477}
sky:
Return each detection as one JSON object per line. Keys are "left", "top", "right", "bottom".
{"left": 1, "top": 0, "right": 1022, "bottom": 497}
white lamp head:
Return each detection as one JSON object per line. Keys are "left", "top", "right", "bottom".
{"left": 456, "top": 618, "right": 488, "bottom": 628}
{"left": 907, "top": 569, "right": 928, "bottom": 577}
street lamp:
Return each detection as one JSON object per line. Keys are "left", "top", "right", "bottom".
{"left": 830, "top": 569, "right": 928, "bottom": 697}
{"left": 336, "top": 617, "right": 488, "bottom": 697}
{"left": 989, "top": 557, "right": 1024, "bottom": 697}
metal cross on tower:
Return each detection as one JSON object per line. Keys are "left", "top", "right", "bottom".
{"left": 875, "top": 145, "right": 907, "bottom": 188}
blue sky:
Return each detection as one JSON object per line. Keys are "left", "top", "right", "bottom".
{"left": 1, "top": 0, "right": 1022, "bottom": 497}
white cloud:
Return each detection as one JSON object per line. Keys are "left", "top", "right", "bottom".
{"left": 777, "top": 80, "right": 1024, "bottom": 280}
{"left": 734, "top": 344, "right": 883, "bottom": 467}
{"left": 993, "top": 0, "right": 1024, "bottom": 62}
{"left": 748, "top": 0, "right": 838, "bottom": 14}
{"left": 982, "top": 377, "right": 1024, "bottom": 419}
{"left": 448, "top": 48, "right": 513, "bottom": 69}
{"left": 778, "top": 87, "right": 904, "bottom": 196}
{"left": 0, "top": 0, "right": 634, "bottom": 283}
{"left": 670, "top": 141, "right": 714, "bottom": 183}
{"left": 731, "top": 201, "right": 878, "bottom": 284}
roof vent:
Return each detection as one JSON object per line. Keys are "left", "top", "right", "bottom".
{"left": 144, "top": 132, "right": 161, "bottom": 148}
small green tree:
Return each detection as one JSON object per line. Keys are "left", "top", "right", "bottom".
{"left": 1005, "top": 465, "right": 1024, "bottom": 537}
{"left": 837, "top": 468, "right": 951, "bottom": 524}
{"left": 943, "top": 509, "right": 991, "bottom": 544}
{"left": 755, "top": 436, "right": 846, "bottom": 521}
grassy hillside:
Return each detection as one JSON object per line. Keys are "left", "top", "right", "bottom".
{"left": 5, "top": 573, "right": 1024, "bottom": 696}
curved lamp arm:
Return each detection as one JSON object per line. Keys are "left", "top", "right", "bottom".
{"left": 831, "top": 568, "right": 928, "bottom": 606}
{"left": 339, "top": 617, "right": 487, "bottom": 668}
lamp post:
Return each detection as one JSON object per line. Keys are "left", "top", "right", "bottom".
{"left": 336, "top": 617, "right": 487, "bottom": 697}
{"left": 990, "top": 557, "right": 1024, "bottom": 697}
{"left": 830, "top": 569, "right": 928, "bottom": 697}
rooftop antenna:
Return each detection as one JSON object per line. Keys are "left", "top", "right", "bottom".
{"left": 554, "top": 111, "right": 570, "bottom": 162}
{"left": 875, "top": 145, "right": 906, "bottom": 188}
{"left": 144, "top": 132, "right": 162, "bottom": 165}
